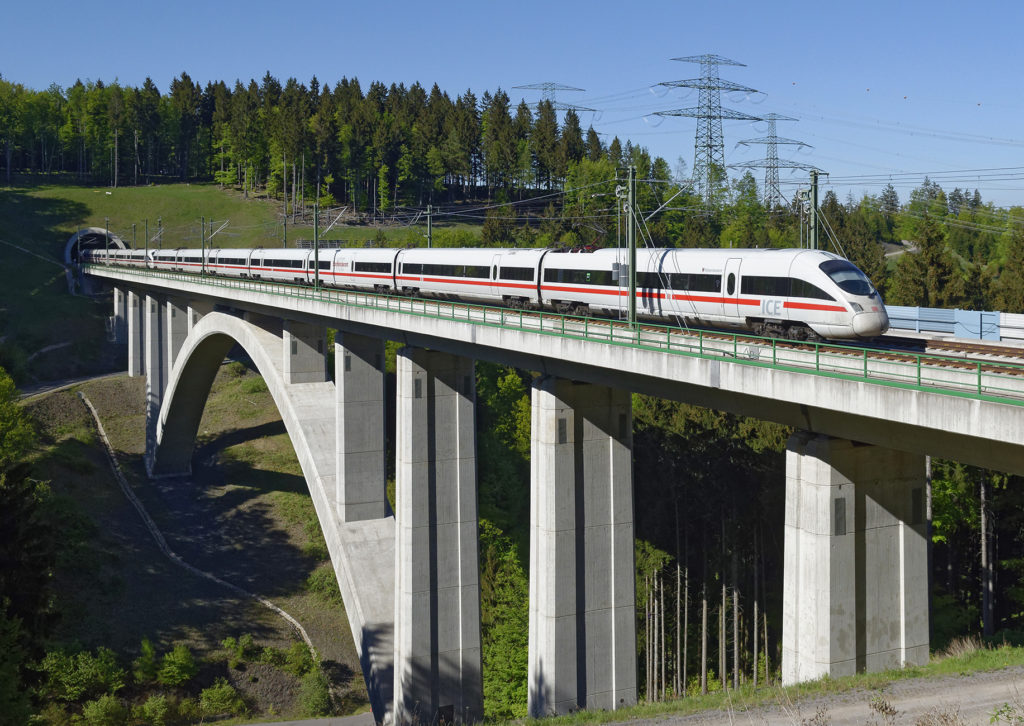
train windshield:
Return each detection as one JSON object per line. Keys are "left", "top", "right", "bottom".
{"left": 819, "top": 260, "right": 875, "bottom": 296}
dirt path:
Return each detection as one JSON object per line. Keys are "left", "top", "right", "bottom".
{"left": 78, "top": 391, "right": 319, "bottom": 659}
{"left": 628, "top": 667, "right": 1024, "bottom": 724}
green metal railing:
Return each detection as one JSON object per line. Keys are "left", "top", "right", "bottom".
{"left": 83, "top": 264, "right": 1024, "bottom": 407}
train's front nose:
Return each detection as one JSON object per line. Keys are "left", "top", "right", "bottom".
{"left": 852, "top": 306, "right": 889, "bottom": 337}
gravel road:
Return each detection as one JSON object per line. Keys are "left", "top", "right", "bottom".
{"left": 624, "top": 667, "right": 1024, "bottom": 725}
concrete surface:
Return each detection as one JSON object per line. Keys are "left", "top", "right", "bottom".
{"left": 88, "top": 266, "right": 1024, "bottom": 476}
{"left": 335, "top": 333, "right": 388, "bottom": 522}
{"left": 529, "top": 377, "right": 637, "bottom": 717}
{"left": 126, "top": 288, "right": 143, "bottom": 377}
{"left": 394, "top": 348, "right": 482, "bottom": 725}
{"left": 782, "top": 433, "right": 928, "bottom": 685}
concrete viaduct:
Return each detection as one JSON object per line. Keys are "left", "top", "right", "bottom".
{"left": 84, "top": 264, "right": 1024, "bottom": 724}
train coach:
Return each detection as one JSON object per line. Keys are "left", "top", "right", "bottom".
{"left": 82, "top": 244, "right": 888, "bottom": 341}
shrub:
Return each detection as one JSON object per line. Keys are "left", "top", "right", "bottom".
{"left": 298, "top": 669, "right": 331, "bottom": 717}
{"left": 240, "top": 376, "right": 267, "bottom": 394}
{"left": 200, "top": 678, "right": 245, "bottom": 717}
{"left": 138, "top": 694, "right": 170, "bottom": 726}
{"left": 176, "top": 698, "right": 200, "bottom": 722}
{"left": 80, "top": 694, "right": 128, "bottom": 726}
{"left": 41, "top": 647, "right": 126, "bottom": 702}
{"left": 284, "top": 642, "right": 314, "bottom": 677}
{"left": 305, "top": 565, "right": 343, "bottom": 607}
{"left": 222, "top": 633, "right": 258, "bottom": 669}
{"left": 942, "top": 634, "right": 984, "bottom": 659}
{"left": 132, "top": 639, "right": 159, "bottom": 684}
{"left": 157, "top": 644, "right": 197, "bottom": 687}
{"left": 258, "top": 646, "right": 285, "bottom": 667}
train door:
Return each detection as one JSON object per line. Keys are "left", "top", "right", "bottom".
{"left": 490, "top": 253, "right": 502, "bottom": 297}
{"left": 724, "top": 257, "right": 742, "bottom": 320}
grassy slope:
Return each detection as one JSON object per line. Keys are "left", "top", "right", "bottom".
{"left": 0, "top": 182, "right": 480, "bottom": 383}
{"left": 520, "top": 644, "right": 1024, "bottom": 726}
{"left": 25, "top": 365, "right": 368, "bottom": 718}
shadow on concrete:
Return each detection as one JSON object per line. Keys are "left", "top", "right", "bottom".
{"left": 361, "top": 622, "right": 395, "bottom": 725}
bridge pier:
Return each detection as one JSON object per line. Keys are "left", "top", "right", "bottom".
{"left": 127, "top": 290, "right": 144, "bottom": 377}
{"left": 782, "top": 433, "right": 928, "bottom": 685}
{"left": 283, "top": 320, "right": 327, "bottom": 384}
{"left": 187, "top": 300, "right": 213, "bottom": 332}
{"left": 144, "top": 294, "right": 167, "bottom": 468}
{"left": 394, "top": 348, "right": 482, "bottom": 725}
{"left": 335, "top": 333, "right": 388, "bottom": 522}
{"left": 112, "top": 287, "right": 127, "bottom": 343}
{"left": 528, "top": 377, "right": 636, "bottom": 717}
{"left": 166, "top": 299, "right": 188, "bottom": 373}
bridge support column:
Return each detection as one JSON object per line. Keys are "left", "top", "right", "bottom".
{"left": 112, "top": 287, "right": 127, "bottom": 343}
{"left": 528, "top": 377, "right": 636, "bottom": 717}
{"left": 144, "top": 294, "right": 167, "bottom": 469}
{"left": 394, "top": 348, "right": 482, "bottom": 725}
{"left": 127, "top": 290, "right": 144, "bottom": 377}
{"left": 782, "top": 433, "right": 928, "bottom": 685}
{"left": 187, "top": 300, "right": 213, "bottom": 332}
{"left": 166, "top": 299, "right": 188, "bottom": 373}
{"left": 283, "top": 320, "right": 327, "bottom": 384}
{"left": 335, "top": 332, "right": 387, "bottom": 522}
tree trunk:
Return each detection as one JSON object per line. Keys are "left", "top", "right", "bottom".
{"left": 926, "top": 456, "right": 933, "bottom": 644}
{"left": 732, "top": 549, "right": 739, "bottom": 689}
{"left": 720, "top": 581, "right": 726, "bottom": 690}
{"left": 981, "top": 474, "right": 993, "bottom": 637}
{"left": 701, "top": 581, "right": 708, "bottom": 695}
{"left": 660, "top": 572, "right": 666, "bottom": 700}
{"left": 645, "top": 574, "right": 651, "bottom": 701}
{"left": 683, "top": 557, "right": 689, "bottom": 697}
{"left": 720, "top": 514, "right": 726, "bottom": 690}
{"left": 676, "top": 562, "right": 682, "bottom": 697}
{"left": 761, "top": 527, "right": 769, "bottom": 684}
{"left": 753, "top": 531, "right": 759, "bottom": 688}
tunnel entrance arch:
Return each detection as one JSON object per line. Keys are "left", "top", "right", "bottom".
{"left": 65, "top": 227, "right": 129, "bottom": 264}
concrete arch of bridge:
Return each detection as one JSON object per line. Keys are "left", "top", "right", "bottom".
{"left": 65, "top": 227, "right": 129, "bottom": 264}
{"left": 147, "top": 309, "right": 395, "bottom": 722}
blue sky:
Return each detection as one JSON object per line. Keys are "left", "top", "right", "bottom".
{"left": 5, "top": 0, "right": 1024, "bottom": 206}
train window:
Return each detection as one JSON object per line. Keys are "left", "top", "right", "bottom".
{"left": 727, "top": 273, "right": 735, "bottom": 295}
{"left": 819, "top": 260, "right": 874, "bottom": 296}
{"left": 492, "top": 266, "right": 497, "bottom": 280}
{"left": 741, "top": 276, "right": 790, "bottom": 296}
{"left": 791, "top": 279, "right": 835, "bottom": 301}
{"left": 682, "top": 273, "right": 721, "bottom": 293}
{"left": 464, "top": 265, "right": 490, "bottom": 278}
{"left": 501, "top": 266, "right": 535, "bottom": 281}
{"left": 404, "top": 263, "right": 422, "bottom": 275}
{"left": 422, "top": 263, "right": 458, "bottom": 277}
{"left": 319, "top": 261, "right": 331, "bottom": 270}
{"left": 354, "top": 261, "right": 392, "bottom": 273}
{"left": 544, "top": 268, "right": 614, "bottom": 286}
{"left": 638, "top": 272, "right": 663, "bottom": 288}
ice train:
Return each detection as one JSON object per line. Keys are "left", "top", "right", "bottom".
{"left": 83, "top": 245, "right": 889, "bottom": 340}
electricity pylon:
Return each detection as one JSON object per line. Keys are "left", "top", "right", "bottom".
{"left": 654, "top": 54, "right": 761, "bottom": 205}
{"left": 513, "top": 81, "right": 596, "bottom": 113}
{"left": 730, "top": 113, "right": 815, "bottom": 208}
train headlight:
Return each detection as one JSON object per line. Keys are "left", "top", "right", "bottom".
{"left": 851, "top": 302, "right": 863, "bottom": 312}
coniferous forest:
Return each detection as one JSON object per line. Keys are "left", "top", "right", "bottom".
{"left": 3, "top": 71, "right": 1024, "bottom": 721}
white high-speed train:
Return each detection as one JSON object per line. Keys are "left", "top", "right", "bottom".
{"left": 84, "top": 245, "right": 889, "bottom": 340}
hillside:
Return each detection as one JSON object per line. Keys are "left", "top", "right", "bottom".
{"left": 24, "top": 364, "right": 368, "bottom": 720}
